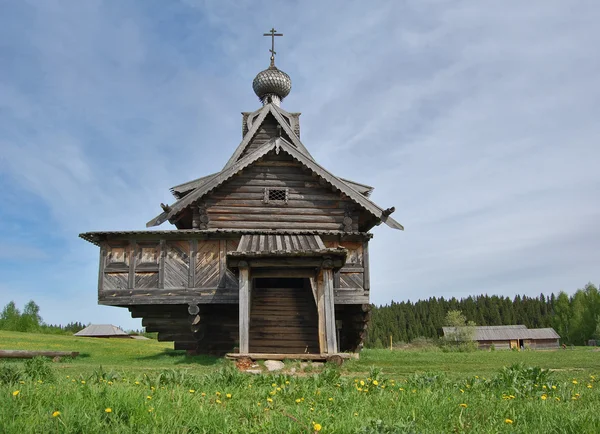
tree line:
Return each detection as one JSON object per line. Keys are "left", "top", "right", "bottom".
{"left": 0, "top": 300, "right": 86, "bottom": 335}
{"left": 366, "top": 282, "right": 600, "bottom": 347}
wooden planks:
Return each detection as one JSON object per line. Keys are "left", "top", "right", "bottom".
{"left": 164, "top": 241, "right": 190, "bottom": 288}
{"left": 249, "top": 285, "right": 319, "bottom": 354}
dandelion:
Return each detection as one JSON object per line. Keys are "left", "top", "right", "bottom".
{"left": 295, "top": 399, "right": 301, "bottom": 403}
{"left": 272, "top": 383, "right": 277, "bottom": 387}
{"left": 216, "top": 392, "right": 221, "bottom": 396}
{"left": 148, "top": 408, "right": 154, "bottom": 413}
{"left": 226, "top": 393, "right": 232, "bottom": 399}
{"left": 270, "top": 391, "right": 276, "bottom": 395}
{"left": 19, "top": 381, "right": 24, "bottom": 384}
{"left": 201, "top": 392, "right": 206, "bottom": 397}
{"left": 276, "top": 387, "right": 281, "bottom": 391}
{"left": 66, "top": 376, "right": 70, "bottom": 379}
{"left": 505, "top": 419, "right": 513, "bottom": 424}
{"left": 81, "top": 381, "right": 86, "bottom": 384}
{"left": 313, "top": 422, "right": 322, "bottom": 431}
{"left": 459, "top": 403, "right": 468, "bottom": 408}
{"left": 587, "top": 385, "right": 593, "bottom": 389}
{"left": 257, "top": 402, "right": 261, "bottom": 406}
{"left": 151, "top": 386, "right": 155, "bottom": 391}
{"left": 108, "top": 381, "right": 113, "bottom": 385}
{"left": 189, "top": 389, "right": 195, "bottom": 394}
{"left": 267, "top": 398, "right": 273, "bottom": 403}
{"left": 328, "top": 397, "right": 333, "bottom": 401}
{"left": 541, "top": 395, "right": 547, "bottom": 400}
{"left": 542, "top": 385, "right": 547, "bottom": 389}
{"left": 52, "top": 411, "right": 61, "bottom": 418}
{"left": 354, "top": 412, "right": 358, "bottom": 416}
{"left": 360, "top": 380, "right": 365, "bottom": 386}
{"left": 135, "top": 381, "right": 140, "bottom": 385}
{"left": 71, "top": 379, "right": 76, "bottom": 383}
{"left": 460, "top": 389, "right": 464, "bottom": 393}
{"left": 572, "top": 380, "right": 578, "bottom": 385}
{"left": 372, "top": 380, "right": 379, "bottom": 386}
{"left": 105, "top": 408, "right": 112, "bottom": 413}
{"left": 146, "top": 395, "right": 152, "bottom": 400}
{"left": 285, "top": 381, "right": 290, "bottom": 385}
{"left": 552, "top": 385, "right": 557, "bottom": 390}
{"left": 12, "top": 390, "right": 20, "bottom": 397}
{"left": 216, "top": 399, "right": 222, "bottom": 404}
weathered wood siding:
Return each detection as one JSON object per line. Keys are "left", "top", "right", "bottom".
{"left": 323, "top": 240, "right": 370, "bottom": 304}
{"left": 100, "top": 239, "right": 241, "bottom": 306}
{"left": 202, "top": 152, "right": 360, "bottom": 231}
{"left": 240, "top": 113, "right": 293, "bottom": 158}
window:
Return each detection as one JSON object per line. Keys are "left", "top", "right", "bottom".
{"left": 263, "top": 188, "right": 289, "bottom": 204}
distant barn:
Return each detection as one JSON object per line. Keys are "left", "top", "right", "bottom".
{"left": 74, "top": 324, "right": 131, "bottom": 339}
{"left": 442, "top": 325, "right": 560, "bottom": 350}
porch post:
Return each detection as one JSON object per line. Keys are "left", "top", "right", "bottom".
{"left": 317, "top": 259, "right": 337, "bottom": 354}
{"left": 238, "top": 261, "right": 251, "bottom": 354}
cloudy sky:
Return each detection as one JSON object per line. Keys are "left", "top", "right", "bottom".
{"left": 1, "top": 0, "right": 598, "bottom": 330}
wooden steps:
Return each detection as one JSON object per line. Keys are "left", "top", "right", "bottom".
{"left": 250, "top": 286, "right": 319, "bottom": 354}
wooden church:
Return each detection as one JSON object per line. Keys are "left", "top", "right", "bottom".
{"left": 80, "top": 30, "right": 403, "bottom": 357}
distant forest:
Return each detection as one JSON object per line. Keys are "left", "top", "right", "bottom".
{"left": 366, "top": 282, "right": 600, "bottom": 347}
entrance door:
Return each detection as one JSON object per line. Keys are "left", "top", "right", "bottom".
{"left": 249, "top": 278, "right": 320, "bottom": 354}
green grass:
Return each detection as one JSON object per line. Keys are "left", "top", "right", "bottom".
{"left": 1, "top": 331, "right": 600, "bottom": 433}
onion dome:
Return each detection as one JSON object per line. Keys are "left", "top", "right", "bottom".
{"left": 252, "top": 64, "right": 292, "bottom": 106}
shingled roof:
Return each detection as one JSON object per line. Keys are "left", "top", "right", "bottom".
{"left": 442, "top": 325, "right": 560, "bottom": 341}
{"left": 74, "top": 324, "right": 130, "bottom": 337}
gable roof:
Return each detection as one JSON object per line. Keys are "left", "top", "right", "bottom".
{"left": 442, "top": 325, "right": 560, "bottom": 341}
{"left": 147, "top": 137, "right": 403, "bottom": 230}
{"left": 74, "top": 324, "right": 130, "bottom": 337}
{"left": 170, "top": 172, "right": 218, "bottom": 199}
{"left": 223, "top": 103, "right": 314, "bottom": 170}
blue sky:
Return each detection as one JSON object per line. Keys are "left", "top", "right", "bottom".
{"left": 1, "top": 0, "right": 599, "bottom": 330}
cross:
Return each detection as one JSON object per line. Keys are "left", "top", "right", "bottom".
{"left": 263, "top": 27, "right": 283, "bottom": 66}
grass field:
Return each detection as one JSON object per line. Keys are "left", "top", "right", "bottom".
{"left": 1, "top": 331, "right": 600, "bottom": 433}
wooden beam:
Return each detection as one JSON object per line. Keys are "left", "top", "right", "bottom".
{"left": 362, "top": 240, "right": 370, "bottom": 291}
{"left": 238, "top": 263, "right": 250, "bottom": 354}
{"left": 315, "top": 272, "right": 327, "bottom": 354}
{"left": 0, "top": 350, "right": 79, "bottom": 359}
{"left": 128, "top": 241, "right": 136, "bottom": 289}
{"left": 322, "top": 267, "right": 338, "bottom": 354}
{"left": 158, "top": 240, "right": 165, "bottom": 289}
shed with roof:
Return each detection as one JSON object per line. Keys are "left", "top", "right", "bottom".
{"left": 74, "top": 324, "right": 132, "bottom": 339}
{"left": 80, "top": 30, "right": 402, "bottom": 357}
{"left": 442, "top": 325, "right": 560, "bottom": 350}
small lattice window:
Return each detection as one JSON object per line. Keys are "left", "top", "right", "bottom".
{"left": 263, "top": 188, "right": 289, "bottom": 204}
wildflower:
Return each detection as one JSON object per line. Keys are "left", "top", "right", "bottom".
{"left": 216, "top": 399, "right": 222, "bottom": 404}
{"left": 151, "top": 386, "right": 155, "bottom": 391}
{"left": 373, "top": 380, "right": 379, "bottom": 386}
{"left": 354, "top": 412, "right": 358, "bottom": 416}
{"left": 267, "top": 398, "right": 273, "bottom": 403}
{"left": 270, "top": 391, "right": 276, "bottom": 395}
{"left": 81, "top": 381, "right": 86, "bottom": 384}
{"left": 12, "top": 390, "right": 19, "bottom": 397}
{"left": 276, "top": 387, "right": 281, "bottom": 391}
{"left": 226, "top": 393, "right": 232, "bottom": 399}
{"left": 272, "top": 383, "right": 277, "bottom": 387}
{"left": 542, "top": 385, "right": 547, "bottom": 389}
{"left": 105, "top": 408, "right": 112, "bottom": 413}
{"left": 541, "top": 395, "right": 547, "bottom": 400}
{"left": 360, "top": 380, "right": 365, "bottom": 386}
{"left": 19, "top": 381, "right": 24, "bottom": 384}
{"left": 257, "top": 402, "right": 261, "bottom": 406}
{"left": 587, "top": 384, "right": 593, "bottom": 389}
{"left": 189, "top": 389, "right": 195, "bottom": 394}
{"left": 572, "top": 380, "right": 578, "bottom": 385}
{"left": 108, "top": 381, "right": 113, "bottom": 385}
{"left": 399, "top": 388, "right": 404, "bottom": 391}
{"left": 555, "top": 397, "right": 560, "bottom": 401}
{"left": 52, "top": 411, "right": 61, "bottom": 418}
{"left": 295, "top": 399, "right": 301, "bottom": 403}
{"left": 310, "top": 407, "right": 314, "bottom": 411}
{"left": 71, "top": 379, "right": 76, "bottom": 382}
{"left": 475, "top": 376, "right": 479, "bottom": 379}
{"left": 459, "top": 403, "right": 467, "bottom": 408}
{"left": 148, "top": 408, "right": 154, "bottom": 413}
{"left": 551, "top": 385, "right": 556, "bottom": 390}
{"left": 201, "top": 392, "right": 206, "bottom": 397}
{"left": 285, "top": 381, "right": 290, "bottom": 385}
{"left": 505, "top": 419, "right": 513, "bottom": 424}
{"left": 216, "top": 392, "right": 221, "bottom": 396}
{"left": 460, "top": 389, "right": 464, "bottom": 393}
{"left": 328, "top": 397, "right": 333, "bottom": 401}
{"left": 146, "top": 395, "right": 152, "bottom": 400}
{"left": 313, "top": 422, "right": 322, "bottom": 431}
{"left": 66, "top": 375, "right": 70, "bottom": 378}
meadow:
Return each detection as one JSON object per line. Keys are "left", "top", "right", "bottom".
{"left": 1, "top": 330, "right": 599, "bottom": 433}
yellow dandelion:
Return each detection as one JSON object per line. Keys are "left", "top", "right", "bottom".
{"left": 399, "top": 388, "right": 404, "bottom": 391}
{"left": 542, "top": 385, "right": 547, "bottom": 389}
{"left": 148, "top": 408, "right": 154, "bottom": 413}
{"left": 328, "top": 397, "right": 333, "bottom": 401}
{"left": 295, "top": 399, "right": 301, "bottom": 403}
{"left": 310, "top": 407, "right": 314, "bottom": 411}
{"left": 460, "top": 389, "right": 464, "bottom": 393}
{"left": 216, "top": 391, "right": 221, "bottom": 396}
{"left": 475, "top": 376, "right": 479, "bottom": 379}
{"left": 108, "top": 381, "right": 113, "bottom": 385}
{"left": 12, "top": 390, "right": 20, "bottom": 397}
{"left": 81, "top": 381, "right": 86, "bottom": 384}
{"left": 146, "top": 395, "right": 152, "bottom": 400}
{"left": 19, "top": 381, "right": 24, "bottom": 384}
{"left": 313, "top": 422, "right": 322, "bottom": 431}
{"left": 373, "top": 380, "right": 379, "bottom": 386}
{"left": 272, "top": 383, "right": 277, "bottom": 387}
{"left": 189, "top": 389, "right": 195, "bottom": 393}
{"left": 71, "top": 379, "right": 76, "bottom": 383}
{"left": 552, "top": 385, "right": 557, "bottom": 390}
{"left": 270, "top": 390, "right": 276, "bottom": 395}
{"left": 257, "top": 402, "right": 261, "bottom": 406}
{"left": 276, "top": 387, "right": 281, "bottom": 391}
{"left": 541, "top": 395, "right": 547, "bottom": 400}
{"left": 105, "top": 408, "right": 112, "bottom": 413}
{"left": 505, "top": 419, "right": 513, "bottom": 424}
{"left": 587, "top": 384, "right": 593, "bottom": 389}
{"left": 572, "top": 380, "right": 578, "bottom": 385}
{"left": 459, "top": 403, "right": 467, "bottom": 408}
{"left": 201, "top": 392, "right": 206, "bottom": 397}
{"left": 354, "top": 412, "right": 358, "bottom": 416}
{"left": 66, "top": 375, "right": 70, "bottom": 378}
{"left": 226, "top": 393, "right": 232, "bottom": 399}
{"left": 360, "top": 380, "right": 365, "bottom": 386}
{"left": 267, "top": 398, "right": 273, "bottom": 403}
{"left": 216, "top": 399, "right": 222, "bottom": 404}
{"left": 52, "top": 411, "right": 61, "bottom": 418}
{"left": 151, "top": 386, "right": 155, "bottom": 391}
{"left": 135, "top": 381, "right": 140, "bottom": 385}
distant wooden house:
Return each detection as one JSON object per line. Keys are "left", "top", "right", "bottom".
{"left": 74, "top": 324, "right": 131, "bottom": 339}
{"left": 79, "top": 31, "right": 402, "bottom": 357}
{"left": 442, "top": 325, "right": 560, "bottom": 350}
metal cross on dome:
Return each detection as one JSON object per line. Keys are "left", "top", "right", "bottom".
{"left": 263, "top": 27, "right": 283, "bottom": 67}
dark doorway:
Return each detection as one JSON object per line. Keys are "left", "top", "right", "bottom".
{"left": 249, "top": 278, "right": 320, "bottom": 354}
